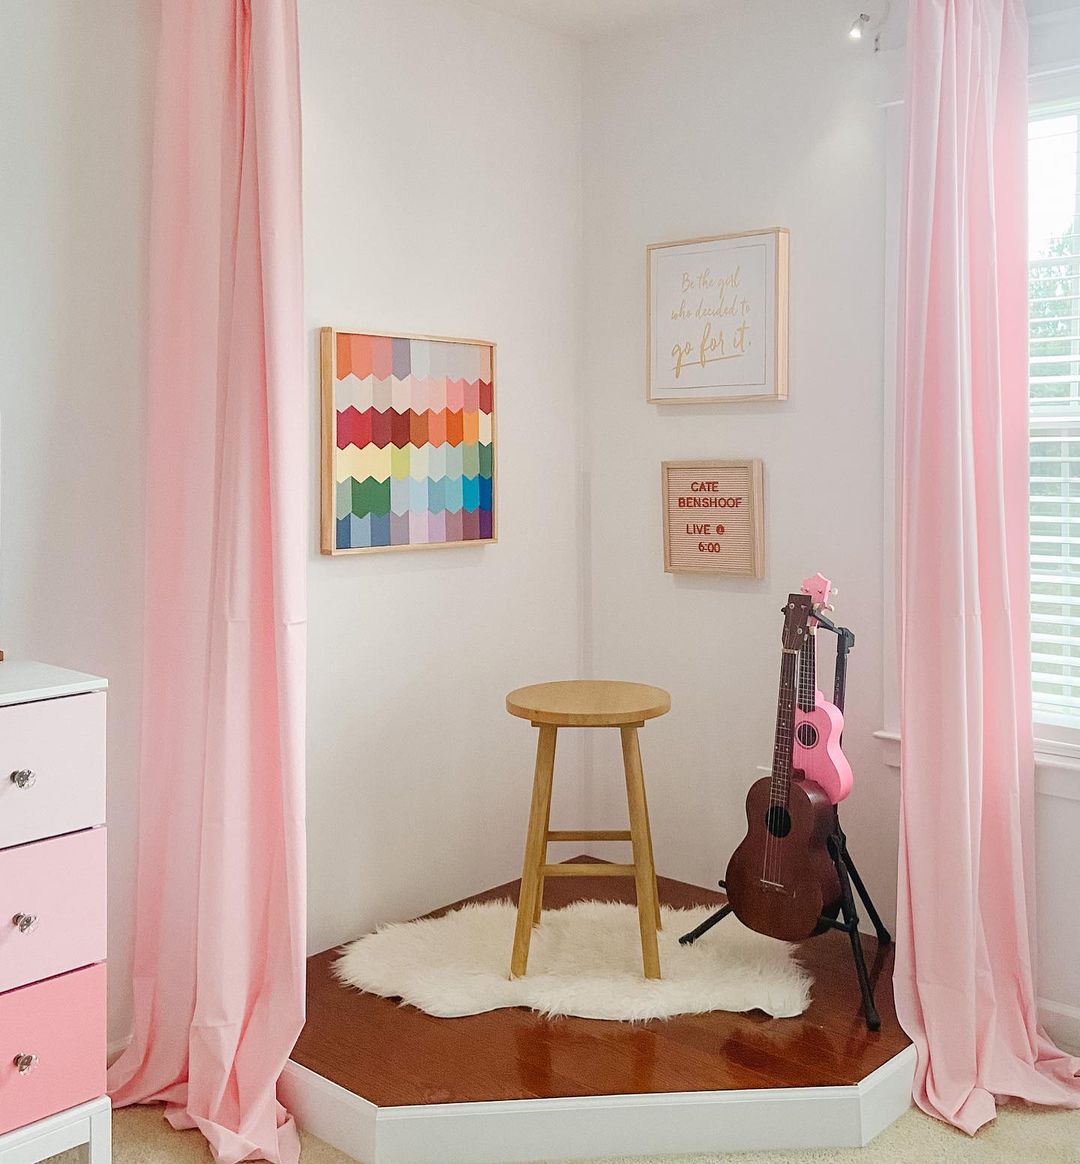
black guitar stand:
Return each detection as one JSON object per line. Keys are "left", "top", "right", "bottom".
{"left": 679, "top": 612, "right": 892, "bottom": 1032}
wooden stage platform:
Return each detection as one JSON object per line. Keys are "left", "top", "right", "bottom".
{"left": 285, "top": 860, "right": 914, "bottom": 1163}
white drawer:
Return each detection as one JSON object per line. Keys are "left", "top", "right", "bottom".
{"left": 0, "top": 964, "right": 107, "bottom": 1136}
{"left": 0, "top": 828, "right": 108, "bottom": 994}
{"left": 0, "top": 693, "right": 106, "bottom": 851}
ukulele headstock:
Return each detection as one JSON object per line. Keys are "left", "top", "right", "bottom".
{"left": 781, "top": 594, "right": 813, "bottom": 649}
{"left": 800, "top": 572, "right": 835, "bottom": 627}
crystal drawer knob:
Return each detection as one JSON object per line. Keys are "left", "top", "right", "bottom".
{"left": 12, "top": 913, "right": 38, "bottom": 934}
{"left": 9, "top": 769, "right": 36, "bottom": 790}
{"left": 13, "top": 1054, "right": 38, "bottom": 1075}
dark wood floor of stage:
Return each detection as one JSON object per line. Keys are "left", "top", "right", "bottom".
{"left": 292, "top": 860, "right": 909, "bottom": 1107}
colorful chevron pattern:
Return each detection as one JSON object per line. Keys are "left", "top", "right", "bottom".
{"left": 332, "top": 332, "right": 495, "bottom": 551}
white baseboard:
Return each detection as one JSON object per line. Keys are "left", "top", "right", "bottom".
{"left": 282, "top": 1045, "right": 915, "bottom": 1164}
{"left": 106, "top": 1038, "right": 130, "bottom": 1066}
{"left": 107, "top": 1033, "right": 132, "bottom": 1066}
{"left": 1040, "top": 997, "right": 1080, "bottom": 1054}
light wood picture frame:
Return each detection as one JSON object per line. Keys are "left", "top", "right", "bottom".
{"left": 646, "top": 228, "right": 789, "bottom": 404}
{"left": 661, "top": 459, "right": 765, "bottom": 577}
{"left": 320, "top": 327, "right": 497, "bottom": 555}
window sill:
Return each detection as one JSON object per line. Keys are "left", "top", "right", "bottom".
{"left": 873, "top": 729, "right": 901, "bottom": 769}
{"left": 873, "top": 730, "right": 1080, "bottom": 801}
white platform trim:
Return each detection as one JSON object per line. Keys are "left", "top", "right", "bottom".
{"left": 0, "top": 1097, "right": 111, "bottom": 1164}
{"left": 282, "top": 1044, "right": 915, "bottom": 1164}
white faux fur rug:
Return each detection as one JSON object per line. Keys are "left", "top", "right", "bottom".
{"left": 335, "top": 899, "right": 811, "bottom": 1021}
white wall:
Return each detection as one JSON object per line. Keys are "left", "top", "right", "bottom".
{"left": 0, "top": 3, "right": 155, "bottom": 1049}
{"left": 579, "top": 0, "right": 899, "bottom": 926}
{"left": 1034, "top": 766, "right": 1080, "bottom": 1051}
{"left": 299, "top": 0, "right": 586, "bottom": 954}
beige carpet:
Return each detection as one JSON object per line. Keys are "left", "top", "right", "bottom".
{"left": 46, "top": 1101, "right": 1080, "bottom": 1164}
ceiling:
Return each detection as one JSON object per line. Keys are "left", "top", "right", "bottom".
{"left": 470, "top": 0, "right": 717, "bottom": 40}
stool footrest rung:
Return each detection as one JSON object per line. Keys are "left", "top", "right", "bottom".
{"left": 545, "top": 829, "right": 632, "bottom": 842}
{"left": 539, "top": 862, "right": 637, "bottom": 877}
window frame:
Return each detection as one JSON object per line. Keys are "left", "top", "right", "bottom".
{"left": 1028, "top": 96, "right": 1080, "bottom": 733}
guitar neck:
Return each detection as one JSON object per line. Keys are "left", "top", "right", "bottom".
{"left": 770, "top": 648, "right": 799, "bottom": 806}
{"left": 797, "top": 630, "right": 816, "bottom": 712}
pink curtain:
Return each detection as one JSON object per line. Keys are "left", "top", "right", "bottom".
{"left": 896, "top": 0, "right": 1080, "bottom": 1134}
{"left": 107, "top": 2, "right": 307, "bottom": 1162}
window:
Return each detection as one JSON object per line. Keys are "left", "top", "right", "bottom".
{"left": 1029, "top": 108, "right": 1080, "bottom": 729}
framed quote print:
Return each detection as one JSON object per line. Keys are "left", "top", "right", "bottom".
{"left": 661, "top": 459, "right": 765, "bottom": 578}
{"left": 321, "top": 327, "right": 496, "bottom": 555}
{"left": 646, "top": 228, "right": 789, "bottom": 404}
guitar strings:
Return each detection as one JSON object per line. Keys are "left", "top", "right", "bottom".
{"left": 762, "top": 646, "right": 785, "bottom": 884}
{"left": 767, "top": 651, "right": 786, "bottom": 885}
{"left": 794, "top": 632, "right": 809, "bottom": 773}
{"left": 774, "top": 650, "right": 796, "bottom": 886}
{"left": 764, "top": 646, "right": 797, "bottom": 887}
{"left": 766, "top": 648, "right": 789, "bottom": 885}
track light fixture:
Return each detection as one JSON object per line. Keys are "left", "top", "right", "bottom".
{"left": 847, "top": 2, "right": 889, "bottom": 50}
{"left": 849, "top": 13, "right": 870, "bottom": 39}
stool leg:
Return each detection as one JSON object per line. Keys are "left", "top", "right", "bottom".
{"left": 638, "top": 770, "right": 662, "bottom": 932}
{"left": 620, "top": 725, "right": 661, "bottom": 980}
{"left": 533, "top": 756, "right": 555, "bottom": 926}
{"left": 511, "top": 724, "right": 558, "bottom": 978}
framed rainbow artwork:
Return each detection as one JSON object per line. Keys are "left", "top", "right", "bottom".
{"left": 320, "top": 328, "right": 497, "bottom": 555}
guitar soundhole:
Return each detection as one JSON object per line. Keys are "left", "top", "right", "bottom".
{"left": 796, "top": 722, "right": 818, "bottom": 747}
{"left": 765, "top": 805, "right": 792, "bottom": 838}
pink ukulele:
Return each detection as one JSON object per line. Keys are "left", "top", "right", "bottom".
{"left": 793, "top": 573, "right": 853, "bottom": 804}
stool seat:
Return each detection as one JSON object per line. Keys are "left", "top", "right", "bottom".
{"left": 506, "top": 680, "right": 671, "bottom": 727}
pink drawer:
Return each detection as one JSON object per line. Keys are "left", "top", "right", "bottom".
{"left": 0, "top": 692, "right": 106, "bottom": 850}
{"left": 0, "top": 828, "right": 107, "bottom": 994}
{"left": 0, "top": 963, "right": 106, "bottom": 1135}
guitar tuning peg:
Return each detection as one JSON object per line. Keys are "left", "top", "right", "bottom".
{"left": 826, "top": 604, "right": 836, "bottom": 612}
{"left": 831, "top": 587, "right": 839, "bottom": 597}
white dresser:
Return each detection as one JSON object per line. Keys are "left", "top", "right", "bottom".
{"left": 0, "top": 662, "right": 110, "bottom": 1164}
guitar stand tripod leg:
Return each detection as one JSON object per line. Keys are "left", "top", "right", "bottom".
{"left": 816, "top": 613, "right": 893, "bottom": 948}
{"left": 678, "top": 902, "right": 732, "bottom": 946}
{"left": 837, "top": 827, "right": 891, "bottom": 946}
{"left": 827, "top": 833, "right": 881, "bottom": 1032}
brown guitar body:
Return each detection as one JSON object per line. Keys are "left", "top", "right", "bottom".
{"left": 725, "top": 774, "right": 841, "bottom": 942}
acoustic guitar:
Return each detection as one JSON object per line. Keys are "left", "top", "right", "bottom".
{"left": 724, "top": 594, "right": 841, "bottom": 942}
{"left": 793, "top": 573, "right": 853, "bottom": 805}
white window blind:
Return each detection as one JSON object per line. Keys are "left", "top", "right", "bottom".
{"left": 1029, "top": 109, "right": 1080, "bottom": 727}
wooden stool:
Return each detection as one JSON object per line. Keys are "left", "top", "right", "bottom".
{"left": 506, "top": 680, "right": 671, "bottom": 980}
